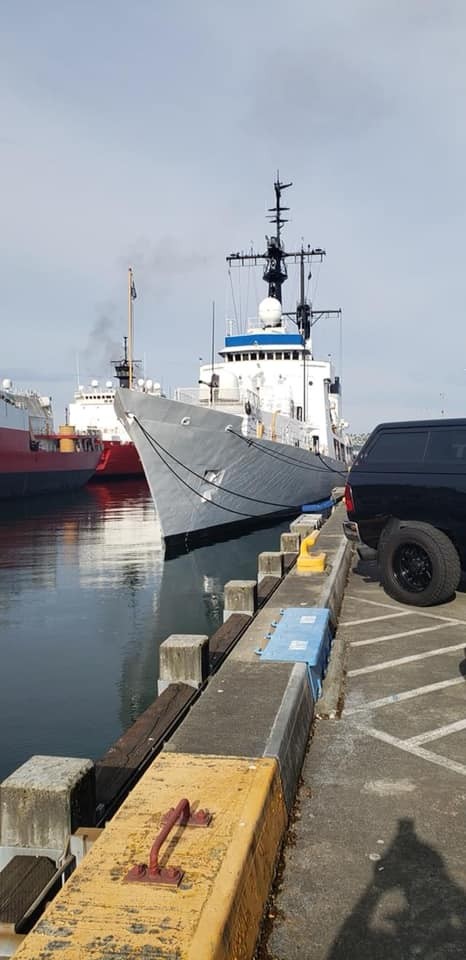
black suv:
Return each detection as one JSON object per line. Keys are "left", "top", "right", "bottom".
{"left": 343, "top": 418, "right": 466, "bottom": 606}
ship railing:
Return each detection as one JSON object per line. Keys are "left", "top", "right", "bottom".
{"left": 174, "top": 387, "right": 259, "bottom": 408}
{"left": 260, "top": 415, "right": 320, "bottom": 450}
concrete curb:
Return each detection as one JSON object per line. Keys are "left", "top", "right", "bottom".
{"left": 263, "top": 662, "right": 314, "bottom": 812}
{"left": 316, "top": 536, "right": 354, "bottom": 717}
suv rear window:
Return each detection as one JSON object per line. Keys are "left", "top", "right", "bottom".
{"left": 425, "top": 427, "right": 466, "bottom": 463}
{"left": 365, "top": 430, "right": 428, "bottom": 463}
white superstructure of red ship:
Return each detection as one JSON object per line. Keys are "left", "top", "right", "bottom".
{"left": 69, "top": 379, "right": 142, "bottom": 478}
{"left": 0, "top": 379, "right": 102, "bottom": 498}
{"left": 69, "top": 337, "right": 162, "bottom": 480}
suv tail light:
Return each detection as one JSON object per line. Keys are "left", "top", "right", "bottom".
{"left": 344, "top": 482, "right": 355, "bottom": 514}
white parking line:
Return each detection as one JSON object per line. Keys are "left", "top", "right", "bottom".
{"left": 348, "top": 642, "right": 465, "bottom": 677}
{"left": 341, "top": 612, "right": 410, "bottom": 627}
{"left": 405, "top": 718, "right": 466, "bottom": 746}
{"left": 356, "top": 722, "right": 466, "bottom": 777}
{"left": 351, "top": 621, "right": 460, "bottom": 648}
{"left": 344, "top": 678, "right": 465, "bottom": 715}
{"left": 345, "top": 595, "right": 406, "bottom": 611}
{"left": 345, "top": 595, "right": 466, "bottom": 624}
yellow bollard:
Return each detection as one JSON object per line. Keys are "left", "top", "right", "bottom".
{"left": 297, "top": 530, "right": 327, "bottom": 573}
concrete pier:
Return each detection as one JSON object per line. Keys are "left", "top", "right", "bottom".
{"left": 166, "top": 658, "right": 313, "bottom": 813}
{"left": 9, "top": 503, "right": 352, "bottom": 960}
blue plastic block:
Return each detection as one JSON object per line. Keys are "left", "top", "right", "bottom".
{"left": 259, "top": 607, "right": 332, "bottom": 700}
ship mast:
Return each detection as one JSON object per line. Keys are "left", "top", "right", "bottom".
{"left": 112, "top": 272, "right": 140, "bottom": 389}
{"left": 112, "top": 337, "right": 131, "bottom": 389}
{"left": 127, "top": 267, "right": 134, "bottom": 389}
{"left": 227, "top": 177, "right": 342, "bottom": 341}
{"left": 262, "top": 177, "right": 292, "bottom": 303}
{"left": 226, "top": 176, "right": 326, "bottom": 329}
{"left": 227, "top": 178, "right": 343, "bottom": 422}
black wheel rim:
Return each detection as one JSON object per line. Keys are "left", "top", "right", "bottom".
{"left": 393, "top": 542, "right": 433, "bottom": 593}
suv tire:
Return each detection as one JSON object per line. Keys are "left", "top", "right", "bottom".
{"left": 378, "top": 521, "right": 461, "bottom": 606}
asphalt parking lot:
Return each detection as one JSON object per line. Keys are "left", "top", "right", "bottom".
{"left": 266, "top": 554, "right": 466, "bottom": 960}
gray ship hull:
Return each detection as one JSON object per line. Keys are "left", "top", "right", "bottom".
{"left": 115, "top": 388, "right": 346, "bottom": 546}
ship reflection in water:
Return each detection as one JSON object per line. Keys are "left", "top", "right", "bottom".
{"left": 0, "top": 480, "right": 290, "bottom": 781}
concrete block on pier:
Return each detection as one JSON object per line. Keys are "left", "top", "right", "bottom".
{"left": 290, "top": 514, "right": 323, "bottom": 538}
{"left": 158, "top": 634, "right": 209, "bottom": 694}
{"left": 258, "top": 551, "right": 284, "bottom": 582}
{"left": 12, "top": 753, "right": 287, "bottom": 960}
{"left": 223, "top": 579, "right": 257, "bottom": 621}
{"left": 280, "top": 532, "right": 301, "bottom": 553}
{"left": 0, "top": 756, "right": 95, "bottom": 855}
{"left": 165, "top": 658, "right": 314, "bottom": 813}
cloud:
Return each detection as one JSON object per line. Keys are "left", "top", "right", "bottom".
{"left": 2, "top": 2, "right": 466, "bottom": 430}
{"left": 120, "top": 236, "right": 213, "bottom": 298}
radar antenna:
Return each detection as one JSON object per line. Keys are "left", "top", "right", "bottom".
{"left": 226, "top": 177, "right": 327, "bottom": 322}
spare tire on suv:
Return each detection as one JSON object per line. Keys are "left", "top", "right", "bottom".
{"left": 377, "top": 521, "right": 461, "bottom": 607}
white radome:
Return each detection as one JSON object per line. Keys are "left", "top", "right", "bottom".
{"left": 258, "top": 297, "right": 282, "bottom": 327}
{"left": 218, "top": 369, "right": 239, "bottom": 399}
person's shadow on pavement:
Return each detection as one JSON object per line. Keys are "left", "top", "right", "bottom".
{"left": 327, "top": 818, "right": 466, "bottom": 959}
{"left": 459, "top": 647, "right": 466, "bottom": 678}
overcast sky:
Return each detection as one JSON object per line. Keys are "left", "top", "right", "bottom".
{"left": 1, "top": 0, "right": 466, "bottom": 432}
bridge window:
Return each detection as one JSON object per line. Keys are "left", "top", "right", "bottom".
{"left": 284, "top": 352, "right": 290, "bottom": 360}
{"left": 235, "top": 353, "right": 241, "bottom": 361}
{"left": 250, "top": 352, "right": 257, "bottom": 360}
{"left": 293, "top": 351, "right": 299, "bottom": 360}
{"left": 227, "top": 354, "right": 233, "bottom": 361}
{"left": 259, "top": 352, "right": 265, "bottom": 359}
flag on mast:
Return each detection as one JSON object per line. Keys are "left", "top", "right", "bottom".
{"left": 130, "top": 275, "right": 137, "bottom": 300}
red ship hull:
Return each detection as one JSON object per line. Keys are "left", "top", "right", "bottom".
{"left": 0, "top": 425, "right": 102, "bottom": 499}
{"left": 93, "top": 439, "right": 144, "bottom": 479}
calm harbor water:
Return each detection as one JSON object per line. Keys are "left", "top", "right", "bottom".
{"left": 0, "top": 480, "right": 289, "bottom": 781}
